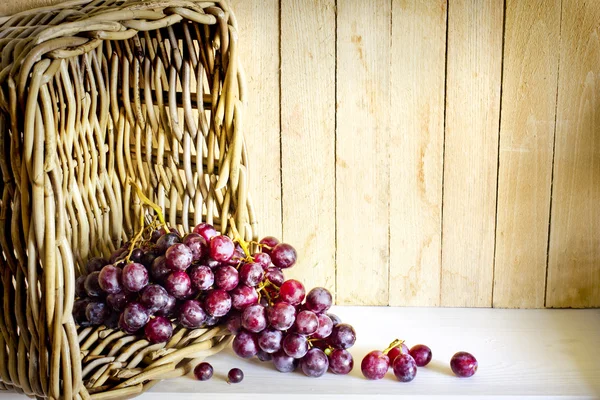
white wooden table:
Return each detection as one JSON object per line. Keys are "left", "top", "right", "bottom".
{"left": 1, "top": 307, "right": 600, "bottom": 399}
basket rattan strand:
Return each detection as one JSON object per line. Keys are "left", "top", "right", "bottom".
{"left": 0, "top": 0, "right": 257, "bottom": 398}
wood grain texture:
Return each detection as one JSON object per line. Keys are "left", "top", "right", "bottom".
{"left": 388, "top": 0, "right": 446, "bottom": 306}
{"left": 336, "top": 0, "right": 391, "bottom": 305}
{"left": 441, "top": 0, "right": 503, "bottom": 307}
{"left": 547, "top": 0, "right": 600, "bottom": 308}
{"left": 281, "top": 0, "right": 336, "bottom": 294}
{"left": 231, "top": 0, "right": 282, "bottom": 241}
{"left": 493, "top": 0, "right": 561, "bottom": 309}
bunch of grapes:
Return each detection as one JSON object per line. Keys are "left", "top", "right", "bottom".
{"left": 73, "top": 223, "right": 357, "bottom": 378}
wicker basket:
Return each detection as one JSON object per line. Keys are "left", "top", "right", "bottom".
{"left": 0, "top": 1, "right": 256, "bottom": 398}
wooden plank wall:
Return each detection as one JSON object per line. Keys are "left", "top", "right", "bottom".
{"left": 231, "top": 0, "right": 600, "bottom": 308}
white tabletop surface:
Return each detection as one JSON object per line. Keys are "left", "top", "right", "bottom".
{"left": 1, "top": 306, "right": 600, "bottom": 399}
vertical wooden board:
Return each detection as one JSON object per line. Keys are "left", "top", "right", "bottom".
{"left": 388, "top": 0, "right": 446, "bottom": 307}
{"left": 336, "top": 0, "right": 391, "bottom": 305}
{"left": 547, "top": 0, "right": 600, "bottom": 308}
{"left": 281, "top": 0, "right": 336, "bottom": 294}
{"left": 441, "top": 0, "right": 503, "bottom": 307}
{"left": 231, "top": 0, "right": 282, "bottom": 240}
{"left": 493, "top": 0, "right": 561, "bottom": 308}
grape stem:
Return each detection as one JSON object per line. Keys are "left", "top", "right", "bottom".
{"left": 382, "top": 339, "right": 405, "bottom": 355}
{"left": 129, "top": 178, "right": 169, "bottom": 233}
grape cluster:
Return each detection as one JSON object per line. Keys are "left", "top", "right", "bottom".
{"left": 73, "top": 224, "right": 356, "bottom": 378}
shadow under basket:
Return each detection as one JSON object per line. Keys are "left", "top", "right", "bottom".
{"left": 0, "top": 0, "right": 257, "bottom": 398}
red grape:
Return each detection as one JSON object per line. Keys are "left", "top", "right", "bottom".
{"left": 194, "top": 362, "right": 213, "bottom": 381}
{"left": 122, "top": 302, "right": 149, "bottom": 330}
{"left": 232, "top": 330, "right": 259, "bottom": 358}
{"left": 450, "top": 351, "right": 478, "bottom": 377}
{"left": 295, "top": 310, "right": 319, "bottom": 335}
{"left": 270, "top": 243, "right": 297, "bottom": 269}
{"left": 84, "top": 272, "right": 103, "bottom": 297}
{"left": 86, "top": 257, "right": 108, "bottom": 274}
{"left": 361, "top": 351, "right": 389, "bottom": 380}
{"left": 253, "top": 252, "right": 271, "bottom": 270}
{"left": 188, "top": 265, "right": 214, "bottom": 291}
{"left": 214, "top": 265, "right": 239, "bottom": 291}
{"left": 98, "top": 265, "right": 122, "bottom": 294}
{"left": 141, "top": 250, "right": 159, "bottom": 269}
{"left": 106, "top": 292, "right": 129, "bottom": 312}
{"left": 259, "top": 236, "right": 279, "bottom": 254}
{"left": 155, "top": 294, "right": 177, "bottom": 318}
{"left": 204, "top": 289, "right": 232, "bottom": 317}
{"left": 258, "top": 328, "right": 283, "bottom": 353}
{"left": 121, "top": 263, "right": 149, "bottom": 293}
{"left": 85, "top": 301, "right": 109, "bottom": 325}
{"left": 392, "top": 353, "right": 417, "bottom": 382}
{"left": 164, "top": 271, "right": 191, "bottom": 299}
{"left": 145, "top": 316, "right": 173, "bottom": 343}
{"left": 279, "top": 279, "right": 305, "bottom": 305}
{"left": 305, "top": 287, "right": 332, "bottom": 314}
{"left": 267, "top": 302, "right": 296, "bottom": 331}
{"left": 140, "top": 284, "right": 169, "bottom": 313}
{"left": 150, "top": 256, "right": 171, "bottom": 283}
{"left": 230, "top": 285, "right": 259, "bottom": 310}
{"left": 130, "top": 248, "right": 144, "bottom": 263}
{"left": 272, "top": 350, "right": 298, "bottom": 372}
{"left": 409, "top": 344, "right": 432, "bottom": 367}
{"left": 183, "top": 233, "right": 206, "bottom": 261}
{"left": 329, "top": 349, "right": 354, "bottom": 375}
{"left": 179, "top": 299, "right": 208, "bottom": 328}
{"left": 265, "top": 268, "right": 284, "bottom": 286}
{"left": 226, "top": 313, "right": 242, "bottom": 334}
{"left": 282, "top": 333, "right": 308, "bottom": 359}
{"left": 75, "top": 275, "right": 87, "bottom": 298}
{"left": 329, "top": 323, "right": 356, "bottom": 349}
{"left": 193, "top": 223, "right": 218, "bottom": 241}
{"left": 328, "top": 313, "right": 342, "bottom": 326}
{"left": 210, "top": 235, "right": 235, "bottom": 262}
{"left": 73, "top": 299, "right": 90, "bottom": 324}
{"left": 119, "top": 313, "right": 140, "bottom": 334}
{"left": 313, "top": 314, "right": 333, "bottom": 339}
{"left": 301, "top": 348, "right": 329, "bottom": 377}
{"left": 165, "top": 243, "right": 193, "bottom": 271}
{"left": 239, "top": 262, "right": 264, "bottom": 287}
{"left": 257, "top": 349, "right": 273, "bottom": 362}
{"left": 110, "top": 248, "right": 127, "bottom": 264}
{"left": 156, "top": 232, "right": 181, "bottom": 253}
{"left": 227, "top": 368, "right": 244, "bottom": 384}
{"left": 388, "top": 342, "right": 410, "bottom": 364}
{"left": 241, "top": 304, "right": 267, "bottom": 333}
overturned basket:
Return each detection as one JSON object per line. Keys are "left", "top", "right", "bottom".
{"left": 0, "top": 0, "right": 256, "bottom": 398}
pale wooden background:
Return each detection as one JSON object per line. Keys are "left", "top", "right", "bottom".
{"left": 232, "top": 0, "right": 600, "bottom": 308}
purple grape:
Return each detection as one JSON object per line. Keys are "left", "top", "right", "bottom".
{"left": 140, "top": 284, "right": 169, "bottom": 313}
{"left": 194, "top": 362, "right": 213, "bottom": 381}
{"left": 106, "top": 292, "right": 129, "bottom": 312}
{"left": 145, "top": 316, "right": 173, "bottom": 343}
{"left": 329, "top": 323, "right": 356, "bottom": 350}
{"left": 295, "top": 310, "right": 319, "bottom": 335}
{"left": 226, "top": 313, "right": 242, "bottom": 334}
{"left": 119, "top": 313, "right": 140, "bottom": 334}
{"left": 450, "top": 351, "right": 478, "bottom": 378}
{"left": 156, "top": 232, "right": 181, "bottom": 253}
{"left": 258, "top": 328, "right": 283, "bottom": 353}
{"left": 164, "top": 271, "right": 192, "bottom": 299}
{"left": 313, "top": 314, "right": 333, "bottom": 339}
{"left": 305, "top": 287, "right": 332, "bottom": 314}
{"left": 230, "top": 285, "right": 258, "bottom": 310}
{"left": 232, "top": 330, "right": 259, "bottom": 358}
{"left": 239, "top": 263, "right": 264, "bottom": 287}
{"left": 104, "top": 312, "right": 119, "bottom": 328}
{"left": 227, "top": 245, "right": 246, "bottom": 267}
{"left": 188, "top": 265, "right": 214, "bottom": 291}
{"left": 193, "top": 223, "right": 218, "bottom": 241}
{"left": 265, "top": 268, "right": 284, "bottom": 286}
{"left": 121, "top": 263, "right": 149, "bottom": 293}
{"left": 123, "top": 302, "right": 149, "bottom": 330}
{"left": 203, "top": 289, "right": 231, "bottom": 317}
{"left": 179, "top": 300, "right": 207, "bottom": 328}
{"left": 155, "top": 295, "right": 177, "bottom": 318}
{"left": 210, "top": 235, "right": 235, "bottom": 262}
{"left": 267, "top": 302, "right": 296, "bottom": 331}
{"left": 150, "top": 256, "right": 170, "bottom": 283}
{"left": 110, "top": 248, "right": 127, "bottom": 264}
{"left": 165, "top": 243, "right": 193, "bottom": 271}
{"left": 270, "top": 243, "right": 297, "bottom": 269}
{"left": 73, "top": 299, "right": 90, "bottom": 324}
{"left": 84, "top": 272, "right": 103, "bottom": 297}
{"left": 272, "top": 350, "right": 298, "bottom": 372}
{"left": 279, "top": 280, "right": 305, "bottom": 305}
{"left": 253, "top": 252, "right": 271, "bottom": 270}
{"left": 388, "top": 343, "right": 410, "bottom": 364}
{"left": 259, "top": 236, "right": 279, "bottom": 254}
{"left": 86, "top": 257, "right": 107, "bottom": 274}
{"left": 98, "top": 265, "right": 122, "bottom": 294}
{"left": 183, "top": 233, "right": 207, "bottom": 261}
{"left": 227, "top": 368, "right": 244, "bottom": 384}
{"left": 361, "top": 351, "right": 390, "bottom": 380}
{"left": 130, "top": 248, "right": 144, "bottom": 263}
{"left": 75, "top": 275, "right": 87, "bottom": 298}
{"left": 282, "top": 333, "right": 308, "bottom": 359}
{"left": 205, "top": 258, "right": 221, "bottom": 269}
{"left": 214, "top": 265, "right": 239, "bottom": 291}
{"left": 241, "top": 304, "right": 267, "bottom": 333}
{"left": 329, "top": 349, "right": 354, "bottom": 375}
{"left": 409, "top": 344, "right": 432, "bottom": 367}
{"left": 392, "top": 353, "right": 417, "bottom": 382}
{"left": 328, "top": 313, "right": 342, "bottom": 326}
{"left": 204, "top": 314, "right": 220, "bottom": 326}
{"left": 141, "top": 250, "right": 159, "bottom": 270}
{"left": 301, "top": 348, "right": 329, "bottom": 377}
{"left": 257, "top": 349, "right": 273, "bottom": 362}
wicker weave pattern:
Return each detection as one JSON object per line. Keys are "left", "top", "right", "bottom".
{"left": 0, "top": 1, "right": 254, "bottom": 398}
